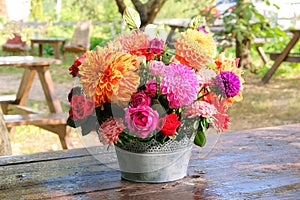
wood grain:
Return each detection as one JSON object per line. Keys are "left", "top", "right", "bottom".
{"left": 0, "top": 124, "right": 299, "bottom": 199}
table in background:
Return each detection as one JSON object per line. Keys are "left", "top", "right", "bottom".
{"left": 0, "top": 123, "right": 299, "bottom": 199}
{"left": 30, "top": 38, "right": 66, "bottom": 59}
{"left": 262, "top": 29, "right": 300, "bottom": 84}
{"left": 0, "top": 56, "right": 62, "bottom": 113}
{"left": 0, "top": 56, "right": 71, "bottom": 149}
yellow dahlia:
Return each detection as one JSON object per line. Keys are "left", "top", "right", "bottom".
{"left": 175, "top": 29, "right": 216, "bottom": 70}
{"left": 79, "top": 46, "right": 140, "bottom": 108}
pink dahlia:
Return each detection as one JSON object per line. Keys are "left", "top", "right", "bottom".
{"left": 183, "top": 100, "right": 217, "bottom": 118}
{"left": 97, "top": 117, "right": 125, "bottom": 145}
{"left": 160, "top": 63, "right": 199, "bottom": 108}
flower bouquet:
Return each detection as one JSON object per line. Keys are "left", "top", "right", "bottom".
{"left": 66, "top": 10, "right": 244, "bottom": 183}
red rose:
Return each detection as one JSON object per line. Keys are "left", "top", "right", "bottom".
{"left": 69, "top": 54, "right": 86, "bottom": 77}
{"left": 157, "top": 113, "right": 181, "bottom": 136}
{"left": 70, "top": 95, "right": 94, "bottom": 120}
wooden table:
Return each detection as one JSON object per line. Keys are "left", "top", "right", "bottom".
{"left": 0, "top": 56, "right": 71, "bottom": 150}
{"left": 0, "top": 123, "right": 299, "bottom": 199}
{"left": 30, "top": 38, "right": 66, "bottom": 59}
{"left": 0, "top": 56, "right": 62, "bottom": 113}
{"left": 262, "top": 29, "right": 300, "bottom": 84}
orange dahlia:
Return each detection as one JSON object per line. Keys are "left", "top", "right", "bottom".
{"left": 79, "top": 47, "right": 140, "bottom": 108}
{"left": 175, "top": 29, "right": 216, "bottom": 70}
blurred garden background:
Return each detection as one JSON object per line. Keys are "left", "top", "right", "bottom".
{"left": 0, "top": 0, "right": 299, "bottom": 155}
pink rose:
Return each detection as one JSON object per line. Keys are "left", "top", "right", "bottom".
{"left": 131, "top": 91, "right": 151, "bottom": 108}
{"left": 145, "top": 80, "right": 157, "bottom": 98}
{"left": 125, "top": 106, "right": 159, "bottom": 139}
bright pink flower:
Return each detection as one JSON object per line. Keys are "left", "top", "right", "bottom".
{"left": 98, "top": 117, "right": 125, "bottom": 145}
{"left": 196, "top": 27, "right": 208, "bottom": 34}
{"left": 130, "top": 91, "right": 151, "bottom": 108}
{"left": 183, "top": 101, "right": 217, "bottom": 118}
{"left": 160, "top": 63, "right": 199, "bottom": 108}
{"left": 125, "top": 106, "right": 159, "bottom": 139}
{"left": 145, "top": 80, "right": 157, "bottom": 98}
{"left": 150, "top": 38, "right": 164, "bottom": 54}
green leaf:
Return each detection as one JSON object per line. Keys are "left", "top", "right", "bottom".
{"left": 123, "top": 7, "right": 141, "bottom": 29}
{"left": 81, "top": 116, "right": 98, "bottom": 136}
{"left": 242, "top": 9, "right": 252, "bottom": 21}
{"left": 194, "top": 130, "right": 206, "bottom": 147}
{"left": 67, "top": 117, "right": 76, "bottom": 128}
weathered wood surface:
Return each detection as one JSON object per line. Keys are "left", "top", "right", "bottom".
{"left": 0, "top": 56, "right": 61, "bottom": 67}
{"left": 0, "top": 124, "right": 299, "bottom": 199}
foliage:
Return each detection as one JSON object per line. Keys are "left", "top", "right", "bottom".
{"left": 199, "top": 0, "right": 287, "bottom": 69}
{"left": 29, "top": 0, "right": 44, "bottom": 21}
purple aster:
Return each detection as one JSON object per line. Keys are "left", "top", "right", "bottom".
{"left": 214, "top": 71, "right": 240, "bottom": 97}
{"left": 160, "top": 63, "right": 199, "bottom": 109}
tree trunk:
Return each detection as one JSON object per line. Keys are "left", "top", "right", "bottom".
{"left": 0, "top": 106, "right": 12, "bottom": 156}
{"left": 235, "top": 0, "right": 251, "bottom": 69}
{"left": 115, "top": 0, "right": 167, "bottom": 27}
{"left": 236, "top": 38, "right": 251, "bottom": 69}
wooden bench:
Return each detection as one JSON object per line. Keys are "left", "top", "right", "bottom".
{"left": 4, "top": 112, "right": 70, "bottom": 150}
{"left": 0, "top": 95, "right": 71, "bottom": 150}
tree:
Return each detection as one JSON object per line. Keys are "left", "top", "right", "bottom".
{"left": 201, "top": 0, "right": 284, "bottom": 69}
{"left": 30, "top": 0, "right": 44, "bottom": 21}
{"left": 115, "top": 0, "right": 168, "bottom": 27}
{"left": 235, "top": 0, "right": 252, "bottom": 69}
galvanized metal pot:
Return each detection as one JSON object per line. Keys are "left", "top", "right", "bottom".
{"left": 115, "top": 144, "right": 193, "bottom": 183}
